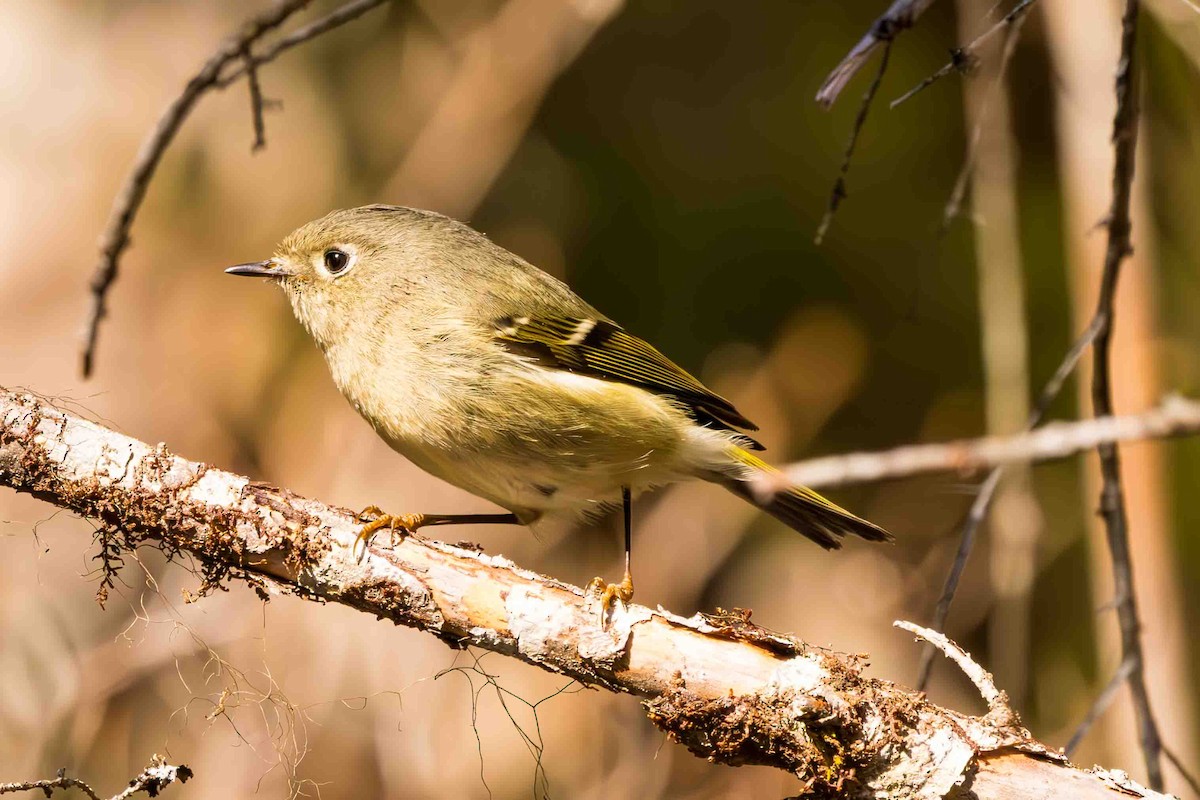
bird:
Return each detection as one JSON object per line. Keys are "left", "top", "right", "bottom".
{"left": 226, "top": 205, "right": 892, "bottom": 614}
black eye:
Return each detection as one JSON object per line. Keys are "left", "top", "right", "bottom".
{"left": 323, "top": 249, "right": 350, "bottom": 275}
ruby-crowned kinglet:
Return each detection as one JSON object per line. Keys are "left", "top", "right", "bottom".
{"left": 226, "top": 205, "right": 891, "bottom": 607}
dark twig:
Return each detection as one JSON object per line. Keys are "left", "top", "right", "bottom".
{"left": 215, "top": 0, "right": 392, "bottom": 89}
{"left": 1163, "top": 745, "right": 1200, "bottom": 797}
{"left": 1065, "top": 655, "right": 1136, "bottom": 756}
{"left": 891, "top": 0, "right": 1039, "bottom": 109}
{"left": 816, "top": 0, "right": 939, "bottom": 108}
{"left": 1090, "top": 0, "right": 1162, "bottom": 788}
{"left": 939, "top": 11, "right": 1028, "bottom": 232}
{"left": 243, "top": 49, "right": 269, "bottom": 152}
{"left": 917, "top": 316, "right": 1102, "bottom": 689}
{"left": 815, "top": 42, "right": 892, "bottom": 245}
{"left": 79, "top": 0, "right": 312, "bottom": 378}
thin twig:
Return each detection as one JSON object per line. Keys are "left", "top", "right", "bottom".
{"left": 0, "top": 773, "right": 101, "bottom": 800}
{"left": 939, "top": 10, "right": 1028, "bottom": 232}
{"left": 1163, "top": 745, "right": 1200, "bottom": 797}
{"left": 891, "top": 0, "right": 1040, "bottom": 108}
{"left": 243, "top": 49, "right": 269, "bottom": 152}
{"left": 79, "top": 0, "right": 393, "bottom": 378}
{"left": 894, "top": 621, "right": 1019, "bottom": 728}
{"left": 1065, "top": 656, "right": 1136, "bottom": 756}
{"left": 215, "top": 0, "right": 392, "bottom": 89}
{"left": 1090, "top": 0, "right": 1162, "bottom": 788}
{"left": 0, "top": 756, "right": 191, "bottom": 800}
{"left": 815, "top": 42, "right": 892, "bottom": 245}
{"left": 917, "top": 316, "right": 1102, "bottom": 689}
{"left": 816, "top": 0, "right": 940, "bottom": 107}
{"left": 769, "top": 394, "right": 1200, "bottom": 491}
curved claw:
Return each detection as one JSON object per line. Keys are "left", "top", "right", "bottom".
{"left": 354, "top": 506, "right": 423, "bottom": 562}
{"left": 587, "top": 574, "right": 634, "bottom": 627}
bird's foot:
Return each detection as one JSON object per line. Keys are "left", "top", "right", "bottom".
{"left": 587, "top": 573, "right": 634, "bottom": 626}
{"left": 354, "top": 505, "right": 424, "bottom": 561}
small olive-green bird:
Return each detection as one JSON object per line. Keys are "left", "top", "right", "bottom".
{"left": 227, "top": 205, "right": 891, "bottom": 609}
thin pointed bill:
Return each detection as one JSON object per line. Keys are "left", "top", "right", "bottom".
{"left": 224, "top": 260, "right": 292, "bottom": 279}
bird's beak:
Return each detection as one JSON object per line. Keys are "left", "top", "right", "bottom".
{"left": 224, "top": 260, "right": 292, "bottom": 279}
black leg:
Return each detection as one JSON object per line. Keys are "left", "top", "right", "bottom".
{"left": 622, "top": 485, "right": 632, "bottom": 582}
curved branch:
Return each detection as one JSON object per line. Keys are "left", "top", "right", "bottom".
{"left": 0, "top": 386, "right": 1176, "bottom": 800}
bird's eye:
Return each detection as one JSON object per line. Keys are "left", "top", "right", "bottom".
{"left": 323, "top": 249, "right": 351, "bottom": 275}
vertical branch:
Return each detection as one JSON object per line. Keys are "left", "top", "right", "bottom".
{"left": 1089, "top": 0, "right": 1162, "bottom": 788}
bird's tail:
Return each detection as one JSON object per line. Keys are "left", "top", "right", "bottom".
{"left": 719, "top": 447, "right": 892, "bottom": 550}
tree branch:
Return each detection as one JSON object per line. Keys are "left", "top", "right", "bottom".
{"left": 1088, "top": 0, "right": 1163, "bottom": 788}
{"left": 0, "top": 386, "right": 1180, "bottom": 799}
{"left": 0, "top": 755, "right": 192, "bottom": 800}
{"left": 767, "top": 394, "right": 1200, "bottom": 492}
{"left": 79, "top": 0, "right": 392, "bottom": 378}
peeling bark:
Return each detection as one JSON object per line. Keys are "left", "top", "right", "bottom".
{"left": 0, "top": 387, "right": 1176, "bottom": 799}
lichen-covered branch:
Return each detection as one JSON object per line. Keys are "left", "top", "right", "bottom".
{"left": 0, "top": 755, "right": 191, "bottom": 800}
{"left": 0, "top": 386, "right": 1177, "bottom": 800}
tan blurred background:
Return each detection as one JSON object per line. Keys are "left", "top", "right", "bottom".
{"left": 1, "top": 1, "right": 1199, "bottom": 797}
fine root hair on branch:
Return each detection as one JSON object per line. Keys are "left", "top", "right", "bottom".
{"left": 79, "top": 0, "right": 392, "bottom": 378}
{"left": 0, "top": 755, "right": 192, "bottom": 800}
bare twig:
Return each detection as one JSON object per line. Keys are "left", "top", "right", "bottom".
{"left": 816, "top": 0, "right": 939, "bottom": 107}
{"left": 891, "top": 0, "right": 1040, "bottom": 108}
{"left": 215, "top": 0, "right": 392, "bottom": 89}
{"left": 1089, "top": 0, "right": 1163, "bottom": 788}
{"left": 939, "top": 10, "right": 1028, "bottom": 232}
{"left": 769, "top": 394, "right": 1200, "bottom": 491}
{"left": 1066, "top": 656, "right": 1137, "bottom": 756}
{"left": 0, "top": 386, "right": 1177, "bottom": 800}
{"left": 79, "top": 0, "right": 393, "bottom": 378}
{"left": 0, "top": 756, "right": 191, "bottom": 800}
{"left": 815, "top": 42, "right": 892, "bottom": 245}
{"left": 917, "top": 317, "right": 1102, "bottom": 689}
{"left": 894, "top": 620, "right": 1019, "bottom": 728}
{"left": 243, "top": 49, "right": 269, "bottom": 152}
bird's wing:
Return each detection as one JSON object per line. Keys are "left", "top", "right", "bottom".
{"left": 493, "top": 315, "right": 759, "bottom": 434}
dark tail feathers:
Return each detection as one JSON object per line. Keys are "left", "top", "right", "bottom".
{"left": 722, "top": 447, "right": 892, "bottom": 550}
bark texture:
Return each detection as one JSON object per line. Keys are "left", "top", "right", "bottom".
{"left": 0, "top": 387, "right": 1176, "bottom": 800}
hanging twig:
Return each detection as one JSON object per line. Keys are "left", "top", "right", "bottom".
{"left": 79, "top": 0, "right": 393, "bottom": 378}
{"left": 939, "top": 9, "right": 1028, "bottom": 232}
{"left": 891, "top": 0, "right": 1040, "bottom": 108}
{"left": 816, "top": 0, "right": 940, "bottom": 108}
{"left": 1088, "top": 0, "right": 1163, "bottom": 788}
{"left": 814, "top": 42, "right": 892, "bottom": 245}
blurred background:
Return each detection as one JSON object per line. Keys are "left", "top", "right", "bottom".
{"left": 1, "top": 0, "right": 1198, "bottom": 797}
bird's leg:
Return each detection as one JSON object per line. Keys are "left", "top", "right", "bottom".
{"left": 588, "top": 486, "right": 634, "bottom": 622}
{"left": 354, "top": 506, "right": 520, "bottom": 560}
